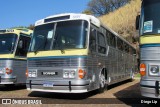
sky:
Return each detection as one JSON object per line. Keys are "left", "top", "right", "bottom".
{"left": 0, "top": 0, "right": 90, "bottom": 29}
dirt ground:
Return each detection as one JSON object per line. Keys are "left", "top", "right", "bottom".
{"left": 0, "top": 78, "right": 153, "bottom": 107}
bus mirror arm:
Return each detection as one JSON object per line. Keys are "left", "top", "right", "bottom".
{"left": 106, "top": 46, "right": 109, "bottom": 56}
{"left": 136, "top": 15, "right": 140, "bottom": 30}
{"left": 133, "top": 54, "right": 136, "bottom": 56}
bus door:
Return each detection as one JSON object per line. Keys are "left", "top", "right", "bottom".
{"left": 14, "top": 34, "right": 31, "bottom": 82}
{"left": 89, "top": 26, "right": 98, "bottom": 88}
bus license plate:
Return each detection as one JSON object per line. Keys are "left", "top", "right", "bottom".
{"left": 43, "top": 82, "right": 54, "bottom": 87}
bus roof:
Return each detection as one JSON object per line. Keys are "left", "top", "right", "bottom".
{"left": 35, "top": 13, "right": 101, "bottom": 27}
{"left": 34, "top": 13, "right": 135, "bottom": 49}
{"left": 0, "top": 28, "right": 33, "bottom": 36}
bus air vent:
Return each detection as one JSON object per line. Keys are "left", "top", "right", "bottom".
{"left": 44, "top": 15, "right": 70, "bottom": 23}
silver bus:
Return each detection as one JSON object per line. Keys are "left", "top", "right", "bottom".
{"left": 0, "top": 28, "right": 32, "bottom": 86}
{"left": 136, "top": 0, "right": 160, "bottom": 98}
{"left": 26, "top": 13, "right": 136, "bottom": 93}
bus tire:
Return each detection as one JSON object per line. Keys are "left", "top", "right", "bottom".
{"left": 129, "top": 71, "right": 134, "bottom": 82}
{"left": 98, "top": 72, "right": 106, "bottom": 93}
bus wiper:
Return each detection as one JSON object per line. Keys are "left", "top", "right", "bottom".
{"left": 53, "top": 36, "right": 65, "bottom": 54}
{"left": 55, "top": 42, "right": 65, "bottom": 54}
{"left": 34, "top": 44, "right": 42, "bottom": 54}
{"left": 34, "top": 38, "right": 47, "bottom": 54}
{"left": 60, "top": 45, "right": 65, "bottom": 54}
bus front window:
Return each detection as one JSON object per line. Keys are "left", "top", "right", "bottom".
{"left": 0, "top": 34, "right": 17, "bottom": 54}
{"left": 53, "top": 20, "right": 88, "bottom": 50}
{"left": 141, "top": 0, "right": 160, "bottom": 35}
{"left": 30, "top": 20, "right": 88, "bottom": 52}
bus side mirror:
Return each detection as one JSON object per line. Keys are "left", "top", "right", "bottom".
{"left": 18, "top": 40, "right": 23, "bottom": 49}
{"left": 136, "top": 15, "right": 140, "bottom": 30}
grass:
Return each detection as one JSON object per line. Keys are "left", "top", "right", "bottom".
{"left": 99, "top": 0, "right": 141, "bottom": 44}
{"left": 135, "top": 73, "right": 141, "bottom": 78}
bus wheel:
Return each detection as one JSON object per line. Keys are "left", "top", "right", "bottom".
{"left": 98, "top": 73, "right": 106, "bottom": 93}
{"left": 129, "top": 71, "right": 134, "bottom": 82}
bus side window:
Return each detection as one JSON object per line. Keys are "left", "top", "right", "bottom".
{"left": 110, "top": 33, "right": 116, "bottom": 48}
{"left": 97, "top": 32, "right": 106, "bottom": 54}
{"left": 15, "top": 35, "right": 31, "bottom": 57}
{"left": 124, "top": 43, "right": 129, "bottom": 53}
{"left": 117, "top": 38, "right": 123, "bottom": 51}
{"left": 133, "top": 48, "right": 136, "bottom": 55}
{"left": 89, "top": 28, "right": 97, "bottom": 52}
{"left": 129, "top": 46, "right": 132, "bottom": 55}
{"left": 106, "top": 31, "right": 110, "bottom": 46}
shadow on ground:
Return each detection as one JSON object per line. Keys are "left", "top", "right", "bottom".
{"left": 28, "top": 89, "right": 99, "bottom": 100}
{"left": 27, "top": 79, "right": 143, "bottom": 105}
{"left": 28, "top": 79, "right": 136, "bottom": 100}
{"left": 0, "top": 84, "right": 26, "bottom": 91}
{"left": 113, "top": 80, "right": 153, "bottom": 107}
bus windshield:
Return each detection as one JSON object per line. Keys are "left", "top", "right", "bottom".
{"left": 141, "top": 0, "right": 160, "bottom": 35}
{"left": 30, "top": 20, "right": 88, "bottom": 52}
{"left": 0, "top": 34, "right": 17, "bottom": 54}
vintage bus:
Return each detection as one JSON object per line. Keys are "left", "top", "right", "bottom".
{"left": 0, "top": 28, "right": 32, "bottom": 86}
{"left": 26, "top": 13, "right": 136, "bottom": 93}
{"left": 136, "top": 0, "right": 160, "bottom": 98}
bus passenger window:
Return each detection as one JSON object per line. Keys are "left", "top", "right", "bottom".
{"left": 89, "top": 28, "right": 96, "bottom": 52}
{"left": 15, "top": 35, "right": 31, "bottom": 57}
{"left": 106, "top": 31, "right": 110, "bottom": 45}
{"left": 124, "top": 43, "right": 129, "bottom": 53}
{"left": 129, "top": 46, "right": 132, "bottom": 55}
{"left": 117, "top": 38, "right": 123, "bottom": 51}
{"left": 110, "top": 34, "right": 116, "bottom": 48}
{"left": 98, "top": 32, "right": 106, "bottom": 54}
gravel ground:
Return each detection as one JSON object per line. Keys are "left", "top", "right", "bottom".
{"left": 0, "top": 78, "right": 152, "bottom": 107}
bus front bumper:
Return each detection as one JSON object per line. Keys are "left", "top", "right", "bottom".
{"left": 26, "top": 79, "right": 90, "bottom": 93}
{"left": 0, "top": 76, "right": 16, "bottom": 84}
{"left": 140, "top": 79, "right": 160, "bottom": 98}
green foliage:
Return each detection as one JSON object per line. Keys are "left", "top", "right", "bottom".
{"left": 11, "top": 26, "right": 27, "bottom": 29}
{"left": 86, "top": 0, "right": 131, "bottom": 16}
{"left": 27, "top": 24, "right": 35, "bottom": 30}
{"left": 10, "top": 24, "right": 35, "bottom": 30}
{"left": 82, "top": 10, "right": 93, "bottom": 15}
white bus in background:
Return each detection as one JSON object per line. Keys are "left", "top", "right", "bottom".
{"left": 0, "top": 28, "right": 32, "bottom": 87}
{"left": 26, "top": 13, "right": 136, "bottom": 93}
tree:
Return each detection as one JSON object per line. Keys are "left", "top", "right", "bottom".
{"left": 82, "top": 10, "right": 93, "bottom": 15}
{"left": 86, "top": 0, "right": 131, "bottom": 16}
{"left": 27, "top": 24, "right": 35, "bottom": 30}
{"left": 10, "top": 24, "right": 35, "bottom": 30}
{"left": 11, "top": 26, "right": 27, "bottom": 29}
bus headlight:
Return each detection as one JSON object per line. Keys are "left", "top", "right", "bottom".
{"left": 63, "top": 71, "right": 69, "bottom": 78}
{"left": 63, "top": 70, "right": 76, "bottom": 78}
{"left": 69, "top": 71, "right": 75, "bottom": 78}
{"left": 28, "top": 69, "right": 37, "bottom": 77}
{"left": 149, "top": 66, "right": 159, "bottom": 76}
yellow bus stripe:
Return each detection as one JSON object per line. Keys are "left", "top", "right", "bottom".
{"left": 140, "top": 35, "right": 160, "bottom": 44}
{"left": 27, "top": 49, "right": 88, "bottom": 58}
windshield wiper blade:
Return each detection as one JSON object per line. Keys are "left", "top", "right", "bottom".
{"left": 34, "top": 38, "right": 47, "bottom": 54}
{"left": 53, "top": 36, "right": 65, "bottom": 54}
{"left": 60, "top": 45, "right": 65, "bottom": 54}
{"left": 33, "top": 45, "right": 42, "bottom": 54}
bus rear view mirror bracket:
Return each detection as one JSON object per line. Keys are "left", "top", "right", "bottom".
{"left": 136, "top": 15, "right": 140, "bottom": 30}
{"left": 18, "top": 40, "right": 23, "bottom": 49}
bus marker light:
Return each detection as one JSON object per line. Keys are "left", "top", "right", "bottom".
{"left": 140, "top": 63, "right": 146, "bottom": 76}
{"left": 26, "top": 69, "right": 29, "bottom": 77}
{"left": 78, "top": 69, "right": 86, "bottom": 79}
{"left": 6, "top": 68, "right": 12, "bottom": 74}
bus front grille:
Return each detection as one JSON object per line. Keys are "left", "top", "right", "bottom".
{"left": 141, "top": 47, "right": 160, "bottom": 61}
{"left": 27, "top": 58, "right": 86, "bottom": 67}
